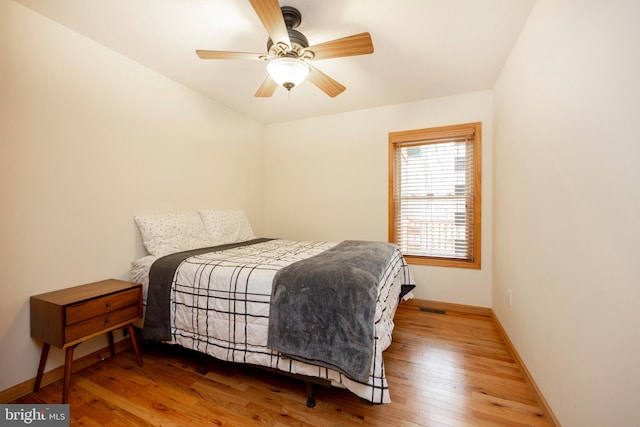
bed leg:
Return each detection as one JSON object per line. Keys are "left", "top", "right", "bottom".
{"left": 305, "top": 382, "right": 316, "bottom": 408}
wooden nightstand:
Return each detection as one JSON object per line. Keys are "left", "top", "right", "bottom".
{"left": 30, "top": 279, "right": 143, "bottom": 403}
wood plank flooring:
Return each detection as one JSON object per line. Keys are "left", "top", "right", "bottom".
{"left": 13, "top": 300, "right": 550, "bottom": 426}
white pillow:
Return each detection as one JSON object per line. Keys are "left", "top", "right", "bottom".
{"left": 198, "top": 210, "right": 255, "bottom": 245}
{"left": 134, "top": 212, "right": 214, "bottom": 256}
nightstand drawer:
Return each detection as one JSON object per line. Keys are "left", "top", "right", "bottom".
{"left": 65, "top": 288, "right": 140, "bottom": 325}
{"left": 65, "top": 305, "right": 141, "bottom": 342}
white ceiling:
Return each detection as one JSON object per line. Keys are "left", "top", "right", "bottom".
{"left": 15, "top": 0, "right": 536, "bottom": 124}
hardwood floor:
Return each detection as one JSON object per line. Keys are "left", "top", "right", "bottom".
{"left": 13, "top": 300, "right": 550, "bottom": 426}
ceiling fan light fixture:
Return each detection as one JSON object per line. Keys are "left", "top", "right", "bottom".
{"left": 267, "top": 57, "right": 309, "bottom": 91}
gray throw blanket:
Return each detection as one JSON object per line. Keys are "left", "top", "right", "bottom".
{"left": 267, "top": 240, "right": 397, "bottom": 383}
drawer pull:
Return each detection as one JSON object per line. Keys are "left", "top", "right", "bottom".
{"left": 104, "top": 319, "right": 110, "bottom": 323}
{"left": 105, "top": 303, "right": 111, "bottom": 308}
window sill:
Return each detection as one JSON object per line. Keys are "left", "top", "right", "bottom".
{"left": 404, "top": 255, "right": 481, "bottom": 269}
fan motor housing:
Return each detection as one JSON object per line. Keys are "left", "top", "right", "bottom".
{"left": 266, "top": 6, "right": 309, "bottom": 56}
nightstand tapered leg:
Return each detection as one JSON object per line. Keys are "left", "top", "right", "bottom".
{"left": 34, "top": 343, "right": 50, "bottom": 392}
{"left": 62, "top": 346, "right": 74, "bottom": 404}
{"left": 127, "top": 323, "right": 143, "bottom": 366}
{"left": 108, "top": 331, "right": 116, "bottom": 357}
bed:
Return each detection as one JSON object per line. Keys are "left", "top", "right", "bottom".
{"left": 130, "top": 210, "right": 415, "bottom": 405}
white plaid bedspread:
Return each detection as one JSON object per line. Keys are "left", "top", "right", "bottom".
{"left": 132, "top": 239, "right": 414, "bottom": 403}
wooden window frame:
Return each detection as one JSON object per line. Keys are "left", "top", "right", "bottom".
{"left": 388, "top": 122, "right": 482, "bottom": 269}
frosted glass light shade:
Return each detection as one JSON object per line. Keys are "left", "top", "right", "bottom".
{"left": 267, "top": 57, "right": 310, "bottom": 91}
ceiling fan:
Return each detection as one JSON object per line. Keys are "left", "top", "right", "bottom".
{"left": 196, "top": 0, "right": 374, "bottom": 98}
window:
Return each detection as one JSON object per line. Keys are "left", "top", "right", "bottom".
{"left": 389, "top": 122, "right": 481, "bottom": 269}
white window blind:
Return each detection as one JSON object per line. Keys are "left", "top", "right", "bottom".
{"left": 389, "top": 123, "right": 481, "bottom": 268}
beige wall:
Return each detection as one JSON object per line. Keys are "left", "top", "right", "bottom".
{"left": 492, "top": 0, "right": 640, "bottom": 426}
{"left": 263, "top": 91, "right": 493, "bottom": 306}
{"left": 0, "top": 1, "right": 264, "bottom": 392}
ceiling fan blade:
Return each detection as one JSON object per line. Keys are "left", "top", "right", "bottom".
{"left": 307, "top": 65, "right": 346, "bottom": 98}
{"left": 248, "top": 0, "right": 290, "bottom": 48}
{"left": 305, "top": 32, "right": 374, "bottom": 60}
{"left": 255, "top": 75, "right": 278, "bottom": 97}
{"left": 196, "top": 50, "right": 264, "bottom": 60}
